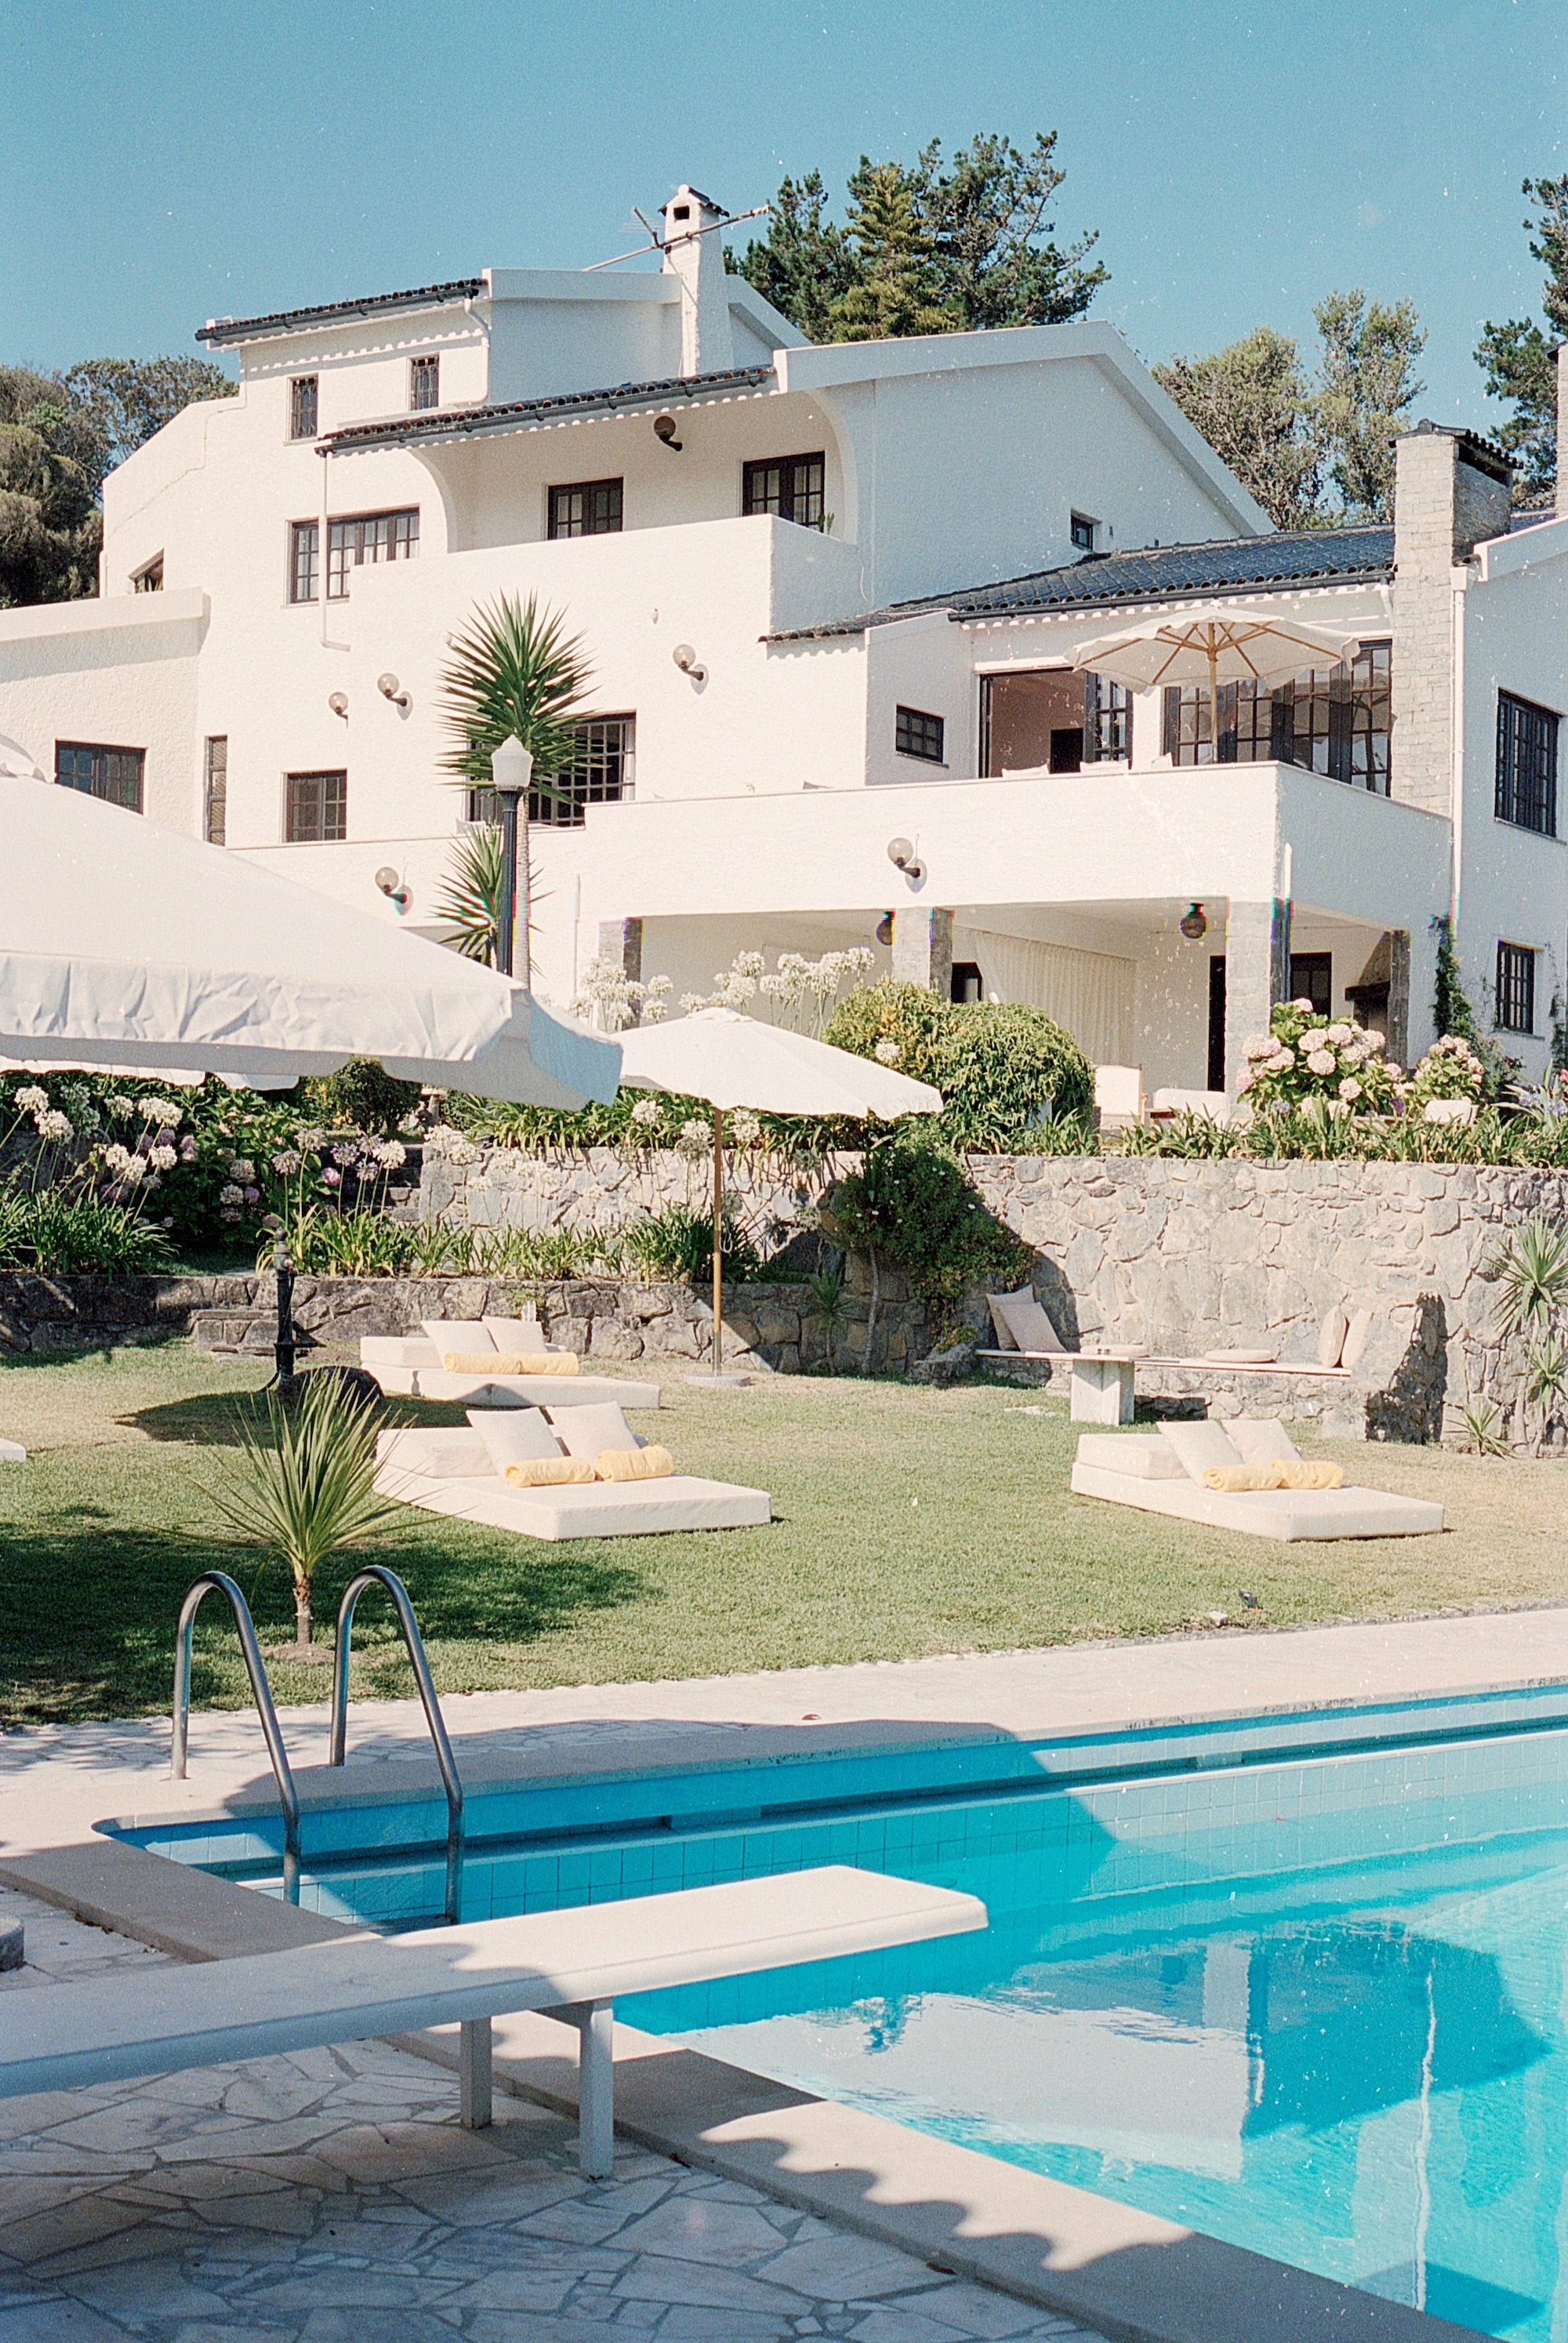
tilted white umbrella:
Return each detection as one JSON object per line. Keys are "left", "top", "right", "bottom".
{"left": 617, "top": 1008, "right": 942, "bottom": 1377}
{"left": 1072, "top": 607, "right": 1369, "bottom": 754}
{"left": 0, "top": 776, "right": 619, "bottom": 1107}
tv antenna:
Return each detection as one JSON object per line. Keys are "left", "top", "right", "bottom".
{"left": 583, "top": 201, "right": 770, "bottom": 274}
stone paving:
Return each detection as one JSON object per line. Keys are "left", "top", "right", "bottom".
{"left": 0, "top": 1888, "right": 1102, "bottom": 2343}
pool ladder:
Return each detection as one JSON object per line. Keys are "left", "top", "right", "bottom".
{"left": 170, "top": 1564, "right": 464, "bottom": 1923}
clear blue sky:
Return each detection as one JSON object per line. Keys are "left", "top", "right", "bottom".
{"left": 3, "top": 0, "right": 1563, "bottom": 427}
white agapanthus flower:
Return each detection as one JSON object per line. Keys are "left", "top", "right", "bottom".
{"left": 36, "top": 1110, "right": 73, "bottom": 1141}
{"left": 13, "top": 1087, "right": 46, "bottom": 1114}
{"left": 107, "top": 1095, "right": 136, "bottom": 1118}
{"left": 677, "top": 1117, "right": 710, "bottom": 1157}
{"left": 730, "top": 1109, "right": 762, "bottom": 1146}
{"left": 145, "top": 1097, "right": 182, "bottom": 1126}
{"left": 150, "top": 1144, "right": 178, "bottom": 1172}
{"left": 874, "top": 1039, "right": 902, "bottom": 1065}
{"left": 630, "top": 1099, "right": 662, "bottom": 1128}
{"left": 219, "top": 1182, "right": 245, "bottom": 1206}
{"left": 270, "top": 1149, "right": 302, "bottom": 1175}
{"left": 118, "top": 1157, "right": 147, "bottom": 1185}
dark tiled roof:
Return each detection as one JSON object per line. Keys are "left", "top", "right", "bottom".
{"left": 198, "top": 281, "right": 487, "bottom": 347}
{"left": 325, "top": 365, "right": 775, "bottom": 451}
{"left": 771, "top": 525, "right": 1393, "bottom": 641}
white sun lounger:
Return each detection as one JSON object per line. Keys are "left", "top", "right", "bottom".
{"left": 376, "top": 1427, "right": 771, "bottom": 1541}
{"left": 361, "top": 1335, "right": 661, "bottom": 1411}
{"left": 0, "top": 1869, "right": 985, "bottom": 2177}
{"left": 1069, "top": 1433, "right": 1443, "bottom": 1542}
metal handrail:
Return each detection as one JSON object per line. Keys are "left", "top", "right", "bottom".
{"left": 171, "top": 1571, "right": 302, "bottom": 1905}
{"left": 329, "top": 1564, "right": 464, "bottom": 1924}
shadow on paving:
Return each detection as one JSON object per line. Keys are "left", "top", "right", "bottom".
{"left": 0, "top": 1517, "right": 644, "bottom": 1724}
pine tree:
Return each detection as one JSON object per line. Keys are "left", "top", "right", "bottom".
{"left": 1312, "top": 289, "right": 1426, "bottom": 521}
{"left": 1476, "top": 174, "right": 1568, "bottom": 501}
{"left": 729, "top": 172, "right": 858, "bottom": 344}
{"left": 827, "top": 161, "right": 952, "bottom": 342}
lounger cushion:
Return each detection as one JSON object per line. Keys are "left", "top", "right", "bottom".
{"left": 421, "top": 1319, "right": 495, "bottom": 1353}
{"left": 549, "top": 1402, "right": 637, "bottom": 1459}
{"left": 445, "top": 1349, "right": 577, "bottom": 1375}
{"left": 1318, "top": 1307, "right": 1349, "bottom": 1369}
{"left": 1074, "top": 1433, "right": 1186, "bottom": 1480}
{"left": 467, "top": 1408, "right": 564, "bottom": 1472}
{"left": 992, "top": 1292, "right": 1066, "bottom": 1355}
{"left": 1203, "top": 1460, "right": 1344, "bottom": 1492}
{"left": 378, "top": 1464, "right": 773, "bottom": 1541}
{"left": 986, "top": 1291, "right": 1026, "bottom": 1350}
{"left": 483, "top": 1314, "right": 543, "bottom": 1350}
{"left": 361, "top": 1335, "right": 439, "bottom": 1368}
{"left": 1157, "top": 1419, "right": 1244, "bottom": 1483}
{"left": 1070, "top": 1461, "right": 1443, "bottom": 1542}
{"left": 1226, "top": 1417, "right": 1302, "bottom": 1467}
{"left": 596, "top": 1444, "right": 673, "bottom": 1482}
{"left": 1341, "top": 1307, "right": 1374, "bottom": 1371}
{"left": 376, "top": 1428, "right": 493, "bottom": 1479}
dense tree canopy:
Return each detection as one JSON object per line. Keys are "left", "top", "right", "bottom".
{"left": 1152, "top": 291, "right": 1426, "bottom": 530}
{"left": 1476, "top": 173, "right": 1568, "bottom": 500}
{"left": 731, "top": 132, "right": 1105, "bottom": 343}
{"left": 0, "top": 354, "right": 234, "bottom": 607}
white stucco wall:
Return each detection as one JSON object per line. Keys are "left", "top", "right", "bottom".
{"left": 0, "top": 592, "right": 205, "bottom": 833}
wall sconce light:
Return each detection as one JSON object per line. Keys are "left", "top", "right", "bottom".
{"left": 887, "top": 835, "right": 927, "bottom": 886}
{"left": 1180, "top": 901, "right": 1209, "bottom": 941}
{"left": 377, "top": 671, "right": 411, "bottom": 709}
{"left": 653, "top": 412, "right": 683, "bottom": 452}
{"left": 875, "top": 913, "right": 894, "bottom": 947}
{"left": 672, "top": 643, "right": 706, "bottom": 683}
{"left": 374, "top": 865, "right": 412, "bottom": 914}
{"left": 328, "top": 691, "right": 348, "bottom": 720}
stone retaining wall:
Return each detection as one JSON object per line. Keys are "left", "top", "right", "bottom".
{"left": 419, "top": 1142, "right": 847, "bottom": 1244}
{"left": 964, "top": 1156, "right": 1563, "bottom": 1441}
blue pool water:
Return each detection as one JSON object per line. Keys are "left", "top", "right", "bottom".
{"left": 117, "top": 1695, "right": 1568, "bottom": 2338}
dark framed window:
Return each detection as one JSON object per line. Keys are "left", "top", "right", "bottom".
{"left": 1085, "top": 674, "right": 1131, "bottom": 763}
{"left": 468, "top": 717, "right": 636, "bottom": 831}
{"left": 951, "top": 961, "right": 983, "bottom": 1004}
{"left": 204, "top": 736, "right": 227, "bottom": 847}
{"left": 1069, "top": 511, "right": 1098, "bottom": 552}
{"left": 1497, "top": 941, "right": 1537, "bottom": 1034}
{"left": 285, "top": 768, "right": 347, "bottom": 843}
{"left": 1289, "top": 950, "right": 1333, "bottom": 1019}
{"left": 409, "top": 354, "right": 439, "bottom": 412}
{"left": 55, "top": 741, "right": 143, "bottom": 812}
{"left": 327, "top": 507, "right": 418, "bottom": 598}
{"left": 895, "top": 705, "right": 945, "bottom": 763}
{"left": 548, "top": 478, "right": 623, "bottom": 539}
{"left": 1496, "top": 691, "right": 1559, "bottom": 835}
{"left": 289, "top": 520, "right": 320, "bottom": 603}
{"left": 742, "top": 452, "right": 826, "bottom": 529}
{"left": 1163, "top": 640, "right": 1392, "bottom": 790}
{"left": 132, "top": 554, "right": 163, "bottom": 593}
{"left": 289, "top": 376, "right": 318, "bottom": 439}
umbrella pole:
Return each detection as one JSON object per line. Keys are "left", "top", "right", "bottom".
{"left": 1207, "top": 638, "right": 1220, "bottom": 762}
{"left": 711, "top": 1107, "right": 724, "bottom": 1375}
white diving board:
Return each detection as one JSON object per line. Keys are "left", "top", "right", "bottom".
{"left": 0, "top": 1867, "right": 986, "bottom": 2178}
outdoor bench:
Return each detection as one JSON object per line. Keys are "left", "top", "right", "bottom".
{"left": 0, "top": 1866, "right": 985, "bottom": 2178}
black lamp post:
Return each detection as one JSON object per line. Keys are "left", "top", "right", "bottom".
{"left": 489, "top": 735, "right": 533, "bottom": 980}
{"left": 272, "top": 1233, "right": 296, "bottom": 1388}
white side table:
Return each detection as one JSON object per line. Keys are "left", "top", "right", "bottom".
{"left": 1069, "top": 1351, "right": 1139, "bottom": 1424}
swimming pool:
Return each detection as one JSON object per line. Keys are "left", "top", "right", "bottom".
{"left": 114, "top": 1687, "right": 1568, "bottom": 2340}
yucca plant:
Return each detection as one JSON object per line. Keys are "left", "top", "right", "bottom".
{"left": 1458, "top": 1395, "right": 1511, "bottom": 1457}
{"left": 1490, "top": 1214, "right": 1568, "bottom": 1339}
{"left": 438, "top": 593, "right": 595, "bottom": 977}
{"left": 434, "top": 822, "right": 506, "bottom": 966}
{"left": 1525, "top": 1328, "right": 1568, "bottom": 1455}
{"left": 804, "top": 1248, "right": 851, "bottom": 1370}
{"left": 209, "top": 1374, "right": 401, "bottom": 1653}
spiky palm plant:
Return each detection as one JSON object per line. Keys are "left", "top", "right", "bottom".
{"left": 209, "top": 1374, "right": 401, "bottom": 1653}
{"left": 1490, "top": 1214, "right": 1568, "bottom": 1339}
{"left": 434, "top": 823, "right": 506, "bottom": 965}
{"left": 438, "top": 594, "right": 594, "bottom": 975}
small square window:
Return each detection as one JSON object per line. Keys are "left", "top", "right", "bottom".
{"left": 895, "top": 706, "right": 945, "bottom": 763}
{"left": 1070, "top": 511, "right": 1098, "bottom": 552}
{"left": 290, "top": 376, "right": 318, "bottom": 439}
{"left": 409, "top": 355, "right": 440, "bottom": 412}
{"left": 548, "top": 479, "right": 623, "bottom": 539}
{"left": 742, "top": 453, "right": 826, "bottom": 529}
{"left": 285, "top": 768, "right": 347, "bottom": 843}
{"left": 1497, "top": 941, "right": 1537, "bottom": 1035}
{"left": 55, "top": 741, "right": 144, "bottom": 812}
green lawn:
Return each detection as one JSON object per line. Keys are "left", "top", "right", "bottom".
{"left": 0, "top": 1341, "right": 1563, "bottom": 1724}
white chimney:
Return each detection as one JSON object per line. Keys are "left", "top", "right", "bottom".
{"left": 661, "top": 186, "right": 734, "bottom": 378}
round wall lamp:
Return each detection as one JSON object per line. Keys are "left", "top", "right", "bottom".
{"left": 672, "top": 643, "right": 706, "bottom": 683}
{"left": 375, "top": 865, "right": 412, "bottom": 914}
{"left": 887, "top": 835, "right": 927, "bottom": 886}
{"left": 328, "top": 691, "right": 348, "bottom": 720}
{"left": 875, "top": 913, "right": 894, "bottom": 947}
{"left": 377, "top": 671, "right": 411, "bottom": 709}
{"left": 653, "top": 412, "right": 684, "bottom": 452}
{"left": 1179, "top": 901, "right": 1209, "bottom": 941}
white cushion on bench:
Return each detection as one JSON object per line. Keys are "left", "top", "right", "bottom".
{"left": 1225, "top": 1417, "right": 1302, "bottom": 1466}
{"left": 377, "top": 1428, "right": 494, "bottom": 1479}
{"left": 361, "top": 1335, "right": 440, "bottom": 1368}
{"left": 1070, "top": 1461, "right": 1443, "bottom": 1542}
{"left": 378, "top": 1461, "right": 771, "bottom": 1540}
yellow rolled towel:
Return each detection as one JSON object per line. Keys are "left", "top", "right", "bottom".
{"left": 1203, "top": 1460, "right": 1345, "bottom": 1493}
{"left": 504, "top": 1455, "right": 596, "bottom": 1488}
{"left": 595, "top": 1445, "right": 674, "bottom": 1483}
{"left": 1277, "top": 1458, "right": 1344, "bottom": 1490}
{"left": 442, "top": 1350, "right": 579, "bottom": 1375}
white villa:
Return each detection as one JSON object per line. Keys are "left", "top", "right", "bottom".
{"left": 4, "top": 182, "right": 1568, "bottom": 1095}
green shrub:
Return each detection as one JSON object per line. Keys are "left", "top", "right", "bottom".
{"left": 622, "top": 1204, "right": 765, "bottom": 1284}
{"left": 824, "top": 981, "right": 1093, "bottom": 1144}
{"left": 296, "top": 1059, "right": 422, "bottom": 1137}
{"left": 0, "top": 1190, "right": 173, "bottom": 1273}
{"left": 826, "top": 1131, "right": 1027, "bottom": 1311}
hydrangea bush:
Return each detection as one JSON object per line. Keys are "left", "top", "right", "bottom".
{"left": 1237, "top": 1001, "right": 1400, "bottom": 1114}
{"left": 1404, "top": 1033, "right": 1486, "bottom": 1108}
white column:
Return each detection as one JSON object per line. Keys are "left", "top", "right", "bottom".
{"left": 1223, "top": 899, "right": 1289, "bottom": 1095}
{"left": 892, "top": 906, "right": 953, "bottom": 999}
{"left": 459, "top": 2018, "right": 492, "bottom": 2129}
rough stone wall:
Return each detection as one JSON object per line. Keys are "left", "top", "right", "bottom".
{"left": 420, "top": 1144, "right": 846, "bottom": 1244}
{"left": 964, "top": 1154, "right": 1565, "bottom": 1440}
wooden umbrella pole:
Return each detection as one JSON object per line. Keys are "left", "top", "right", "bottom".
{"left": 712, "top": 1106, "right": 724, "bottom": 1375}
{"left": 1207, "top": 634, "right": 1220, "bottom": 761}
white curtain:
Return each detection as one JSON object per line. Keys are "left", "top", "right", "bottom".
{"left": 957, "top": 926, "right": 1135, "bottom": 1066}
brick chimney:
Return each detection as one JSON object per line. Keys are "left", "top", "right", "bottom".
{"left": 1390, "top": 422, "right": 1514, "bottom": 816}
{"left": 661, "top": 186, "right": 734, "bottom": 377}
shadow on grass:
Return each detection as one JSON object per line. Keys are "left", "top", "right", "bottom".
{"left": 0, "top": 1517, "right": 644, "bottom": 1725}
{"left": 121, "top": 1389, "right": 470, "bottom": 1448}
